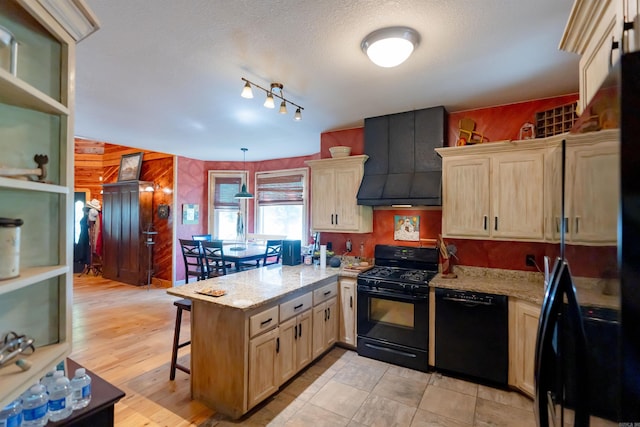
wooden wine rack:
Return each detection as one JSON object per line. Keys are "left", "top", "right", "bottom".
{"left": 535, "top": 102, "right": 578, "bottom": 138}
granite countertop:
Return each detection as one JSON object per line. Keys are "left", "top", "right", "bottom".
{"left": 167, "top": 264, "right": 340, "bottom": 311}
{"left": 429, "top": 265, "right": 619, "bottom": 309}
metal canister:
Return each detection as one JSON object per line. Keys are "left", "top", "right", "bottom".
{"left": 0, "top": 218, "right": 23, "bottom": 280}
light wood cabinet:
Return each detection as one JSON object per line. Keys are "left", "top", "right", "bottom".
{"left": 339, "top": 277, "right": 357, "bottom": 347}
{"left": 440, "top": 157, "right": 490, "bottom": 237}
{"left": 248, "top": 327, "right": 279, "bottom": 409}
{"left": 546, "top": 130, "right": 620, "bottom": 245}
{"left": 560, "top": 0, "right": 638, "bottom": 112}
{"left": 312, "top": 297, "right": 338, "bottom": 359}
{"left": 0, "top": 0, "right": 98, "bottom": 408}
{"left": 306, "top": 156, "right": 373, "bottom": 233}
{"left": 508, "top": 299, "right": 541, "bottom": 397}
{"left": 437, "top": 140, "right": 546, "bottom": 241}
{"left": 278, "top": 309, "right": 312, "bottom": 384}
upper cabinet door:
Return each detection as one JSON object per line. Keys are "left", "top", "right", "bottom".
{"left": 309, "top": 167, "right": 336, "bottom": 230}
{"left": 334, "top": 165, "right": 363, "bottom": 230}
{"left": 566, "top": 136, "right": 620, "bottom": 244}
{"left": 441, "top": 156, "right": 490, "bottom": 238}
{"left": 491, "top": 152, "right": 545, "bottom": 240}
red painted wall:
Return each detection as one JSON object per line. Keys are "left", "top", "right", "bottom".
{"left": 174, "top": 154, "right": 320, "bottom": 282}
{"left": 319, "top": 95, "right": 614, "bottom": 277}
{"left": 174, "top": 93, "right": 613, "bottom": 280}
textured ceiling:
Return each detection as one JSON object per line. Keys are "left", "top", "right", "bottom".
{"left": 75, "top": 0, "right": 579, "bottom": 161}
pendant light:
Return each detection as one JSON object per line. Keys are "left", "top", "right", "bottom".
{"left": 234, "top": 148, "right": 254, "bottom": 199}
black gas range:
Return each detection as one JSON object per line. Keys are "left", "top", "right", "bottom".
{"left": 357, "top": 245, "right": 439, "bottom": 293}
{"left": 356, "top": 244, "right": 439, "bottom": 372}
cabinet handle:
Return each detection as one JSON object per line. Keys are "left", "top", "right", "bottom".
{"left": 494, "top": 217, "right": 498, "bottom": 231}
{"left": 331, "top": 214, "right": 334, "bottom": 225}
{"left": 575, "top": 217, "right": 580, "bottom": 234}
{"left": 324, "top": 309, "right": 327, "bottom": 321}
{"left": 483, "top": 215, "right": 487, "bottom": 230}
{"left": 276, "top": 337, "right": 279, "bottom": 353}
{"left": 335, "top": 214, "right": 338, "bottom": 225}
{"left": 623, "top": 21, "right": 635, "bottom": 54}
{"left": 298, "top": 323, "right": 302, "bottom": 337}
{"left": 610, "top": 36, "right": 620, "bottom": 68}
{"left": 564, "top": 217, "right": 569, "bottom": 233}
{"left": 327, "top": 307, "right": 331, "bottom": 320}
{"left": 260, "top": 318, "right": 272, "bottom": 326}
{"left": 324, "top": 290, "right": 331, "bottom": 296}
{"left": 350, "top": 296, "right": 353, "bottom": 308}
{"left": 294, "top": 303, "right": 303, "bottom": 310}
{"left": 556, "top": 217, "right": 560, "bottom": 233}
{"left": 294, "top": 324, "right": 298, "bottom": 339}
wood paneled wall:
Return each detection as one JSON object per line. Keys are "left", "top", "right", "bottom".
{"left": 74, "top": 139, "right": 175, "bottom": 284}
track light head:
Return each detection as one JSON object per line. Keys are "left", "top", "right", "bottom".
{"left": 294, "top": 108, "right": 302, "bottom": 121}
{"left": 241, "top": 81, "right": 253, "bottom": 98}
{"left": 264, "top": 92, "right": 275, "bottom": 109}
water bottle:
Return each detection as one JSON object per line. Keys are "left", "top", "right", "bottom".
{"left": 47, "top": 376, "right": 73, "bottom": 421}
{"left": 70, "top": 368, "right": 92, "bottom": 410}
{"left": 39, "top": 370, "right": 56, "bottom": 391}
{"left": 21, "top": 385, "right": 48, "bottom": 427}
{"left": 0, "top": 398, "right": 22, "bottom": 427}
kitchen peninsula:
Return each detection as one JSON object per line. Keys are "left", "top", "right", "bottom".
{"left": 167, "top": 264, "right": 340, "bottom": 419}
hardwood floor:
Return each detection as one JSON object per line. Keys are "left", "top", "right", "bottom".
{"left": 71, "top": 275, "right": 214, "bottom": 426}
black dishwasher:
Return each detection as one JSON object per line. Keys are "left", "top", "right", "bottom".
{"left": 435, "top": 288, "right": 508, "bottom": 385}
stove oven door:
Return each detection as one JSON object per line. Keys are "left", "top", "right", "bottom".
{"left": 357, "top": 285, "right": 429, "bottom": 371}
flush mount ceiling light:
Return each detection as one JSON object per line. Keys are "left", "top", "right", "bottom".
{"left": 361, "top": 26, "right": 420, "bottom": 68}
{"left": 240, "top": 78, "right": 304, "bottom": 120}
{"left": 234, "top": 148, "right": 254, "bottom": 199}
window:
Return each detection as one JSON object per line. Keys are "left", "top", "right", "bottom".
{"left": 255, "top": 169, "right": 308, "bottom": 244}
{"left": 208, "top": 171, "right": 246, "bottom": 240}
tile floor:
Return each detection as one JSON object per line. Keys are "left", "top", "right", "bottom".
{"left": 203, "top": 347, "right": 540, "bottom": 426}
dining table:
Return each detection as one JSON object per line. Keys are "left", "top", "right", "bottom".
{"left": 223, "top": 243, "right": 266, "bottom": 271}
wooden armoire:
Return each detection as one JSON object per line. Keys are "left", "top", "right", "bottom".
{"left": 102, "top": 181, "right": 154, "bottom": 286}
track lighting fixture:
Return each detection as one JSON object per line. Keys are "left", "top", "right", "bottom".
{"left": 240, "top": 78, "right": 304, "bottom": 120}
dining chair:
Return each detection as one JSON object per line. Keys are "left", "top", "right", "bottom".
{"left": 200, "top": 240, "right": 231, "bottom": 277}
{"left": 263, "top": 240, "right": 283, "bottom": 266}
{"left": 179, "top": 239, "right": 206, "bottom": 282}
{"left": 192, "top": 234, "right": 212, "bottom": 241}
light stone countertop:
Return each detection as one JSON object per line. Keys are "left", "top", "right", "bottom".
{"left": 430, "top": 265, "right": 546, "bottom": 305}
{"left": 167, "top": 264, "right": 340, "bottom": 311}
{"left": 430, "top": 265, "right": 619, "bottom": 309}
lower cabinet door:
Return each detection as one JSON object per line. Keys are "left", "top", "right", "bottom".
{"left": 279, "top": 318, "right": 297, "bottom": 385}
{"left": 248, "top": 327, "right": 279, "bottom": 409}
{"left": 339, "top": 279, "right": 357, "bottom": 347}
{"left": 312, "top": 304, "right": 326, "bottom": 359}
{"left": 325, "top": 297, "right": 338, "bottom": 349}
{"left": 296, "top": 310, "right": 313, "bottom": 369}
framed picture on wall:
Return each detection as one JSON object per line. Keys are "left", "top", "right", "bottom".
{"left": 117, "top": 152, "right": 143, "bottom": 181}
{"left": 394, "top": 215, "right": 420, "bottom": 241}
{"left": 182, "top": 203, "right": 199, "bottom": 224}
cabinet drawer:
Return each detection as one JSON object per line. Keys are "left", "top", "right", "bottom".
{"left": 249, "top": 306, "right": 279, "bottom": 338}
{"left": 280, "top": 292, "right": 312, "bottom": 322}
{"left": 313, "top": 282, "right": 338, "bottom": 305}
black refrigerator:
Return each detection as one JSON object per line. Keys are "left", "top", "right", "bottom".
{"left": 534, "top": 52, "right": 640, "bottom": 426}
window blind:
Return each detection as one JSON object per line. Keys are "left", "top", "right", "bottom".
{"left": 214, "top": 177, "right": 241, "bottom": 209}
{"left": 257, "top": 173, "right": 304, "bottom": 205}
